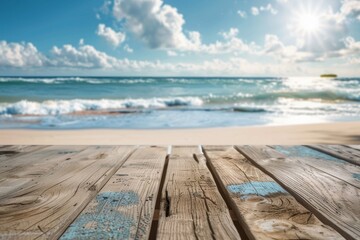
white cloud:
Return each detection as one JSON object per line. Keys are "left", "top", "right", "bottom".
{"left": 328, "top": 36, "right": 360, "bottom": 58}
{"left": 262, "top": 33, "right": 360, "bottom": 63}
{"left": 50, "top": 44, "right": 120, "bottom": 68}
{"left": 48, "top": 43, "right": 174, "bottom": 71}
{"left": 79, "top": 39, "right": 84, "bottom": 45}
{"left": 112, "top": 0, "right": 200, "bottom": 50}
{"left": 123, "top": 44, "right": 133, "bottom": 53}
{"left": 96, "top": 24, "right": 126, "bottom": 47}
{"left": 237, "top": 10, "right": 247, "bottom": 18}
{"left": 220, "top": 28, "right": 239, "bottom": 40}
{"left": 340, "top": 0, "right": 360, "bottom": 20}
{"left": 263, "top": 35, "right": 317, "bottom": 62}
{"left": 0, "top": 41, "right": 268, "bottom": 74}
{"left": 0, "top": 41, "right": 45, "bottom": 67}
{"left": 251, "top": 7, "right": 259, "bottom": 16}
{"left": 251, "top": 4, "right": 277, "bottom": 16}
{"left": 194, "top": 28, "right": 259, "bottom": 55}
{"left": 260, "top": 4, "right": 278, "bottom": 15}
{"left": 1, "top": 40, "right": 359, "bottom": 76}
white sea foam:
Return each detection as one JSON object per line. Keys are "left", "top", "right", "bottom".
{"left": 0, "top": 97, "right": 204, "bottom": 116}
{"left": 0, "top": 77, "right": 157, "bottom": 84}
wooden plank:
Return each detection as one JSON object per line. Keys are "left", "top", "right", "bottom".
{"left": 0, "top": 145, "right": 47, "bottom": 162}
{"left": 61, "top": 146, "right": 168, "bottom": 240}
{"left": 0, "top": 145, "right": 136, "bottom": 239}
{"left": 308, "top": 145, "right": 360, "bottom": 166}
{"left": 203, "top": 146, "right": 343, "bottom": 240}
{"left": 272, "top": 146, "right": 360, "bottom": 188}
{"left": 0, "top": 145, "right": 82, "bottom": 176}
{"left": 348, "top": 145, "right": 360, "bottom": 151}
{"left": 0, "top": 146, "right": 87, "bottom": 201}
{"left": 237, "top": 145, "right": 360, "bottom": 240}
{"left": 157, "top": 146, "right": 241, "bottom": 240}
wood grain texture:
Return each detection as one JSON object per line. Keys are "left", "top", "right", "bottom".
{"left": 0, "top": 145, "right": 47, "bottom": 162}
{"left": 308, "top": 145, "right": 360, "bottom": 166}
{"left": 272, "top": 145, "right": 360, "bottom": 188}
{"left": 237, "top": 145, "right": 360, "bottom": 240}
{"left": 157, "top": 146, "right": 241, "bottom": 240}
{"left": 61, "top": 146, "right": 168, "bottom": 240}
{"left": 0, "top": 145, "right": 135, "bottom": 240}
{"left": 203, "top": 146, "right": 343, "bottom": 240}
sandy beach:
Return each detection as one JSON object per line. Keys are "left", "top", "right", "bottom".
{"left": 1, "top": 121, "right": 359, "bottom": 145}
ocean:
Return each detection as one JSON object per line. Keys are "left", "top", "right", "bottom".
{"left": 0, "top": 76, "right": 359, "bottom": 129}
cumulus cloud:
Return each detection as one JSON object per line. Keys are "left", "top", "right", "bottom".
{"left": 50, "top": 44, "right": 120, "bottom": 68}
{"left": 0, "top": 41, "right": 45, "bottom": 67}
{"left": 262, "top": 33, "right": 360, "bottom": 63}
{"left": 112, "top": 0, "right": 200, "bottom": 50}
{"left": 263, "top": 35, "right": 316, "bottom": 62}
{"left": 1, "top": 40, "right": 359, "bottom": 76}
{"left": 190, "top": 28, "right": 259, "bottom": 55}
{"left": 48, "top": 43, "right": 174, "bottom": 71}
{"left": 327, "top": 36, "right": 360, "bottom": 58}
{"left": 0, "top": 40, "right": 268, "bottom": 74}
{"left": 96, "top": 24, "right": 126, "bottom": 47}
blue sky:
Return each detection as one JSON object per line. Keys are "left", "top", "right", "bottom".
{"left": 0, "top": 0, "right": 359, "bottom": 76}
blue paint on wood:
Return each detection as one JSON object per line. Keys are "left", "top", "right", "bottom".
{"left": 353, "top": 173, "right": 360, "bottom": 181}
{"left": 61, "top": 191, "right": 139, "bottom": 240}
{"left": 227, "top": 181, "right": 288, "bottom": 199}
{"left": 273, "top": 145, "right": 344, "bottom": 163}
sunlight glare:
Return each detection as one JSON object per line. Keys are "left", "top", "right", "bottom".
{"left": 298, "top": 13, "right": 320, "bottom": 34}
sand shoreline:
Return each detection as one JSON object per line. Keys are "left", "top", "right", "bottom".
{"left": 1, "top": 121, "right": 360, "bottom": 145}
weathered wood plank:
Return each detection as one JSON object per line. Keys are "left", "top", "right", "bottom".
{"left": 272, "top": 146, "right": 360, "bottom": 188}
{"left": 203, "top": 146, "right": 343, "bottom": 240}
{"left": 157, "top": 146, "right": 241, "bottom": 240}
{"left": 236, "top": 145, "right": 360, "bottom": 240}
{"left": 61, "top": 146, "right": 168, "bottom": 240}
{"left": 0, "top": 145, "right": 47, "bottom": 162}
{"left": 0, "top": 146, "right": 87, "bottom": 201}
{"left": 308, "top": 145, "right": 360, "bottom": 166}
{"left": 0, "top": 146, "right": 136, "bottom": 239}
{"left": 348, "top": 145, "right": 360, "bottom": 151}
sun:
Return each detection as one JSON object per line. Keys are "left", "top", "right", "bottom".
{"left": 292, "top": 6, "right": 324, "bottom": 38}
{"left": 297, "top": 13, "right": 320, "bottom": 34}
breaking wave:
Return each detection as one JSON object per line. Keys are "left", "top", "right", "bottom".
{"left": 0, "top": 97, "right": 204, "bottom": 116}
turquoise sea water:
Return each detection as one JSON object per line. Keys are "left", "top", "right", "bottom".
{"left": 0, "top": 76, "right": 359, "bottom": 129}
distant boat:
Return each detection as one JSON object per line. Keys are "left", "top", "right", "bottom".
{"left": 320, "top": 74, "right": 337, "bottom": 78}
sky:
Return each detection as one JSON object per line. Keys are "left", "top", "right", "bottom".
{"left": 0, "top": 0, "right": 360, "bottom": 76}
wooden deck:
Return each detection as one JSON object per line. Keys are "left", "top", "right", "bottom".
{"left": 0, "top": 145, "right": 359, "bottom": 240}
